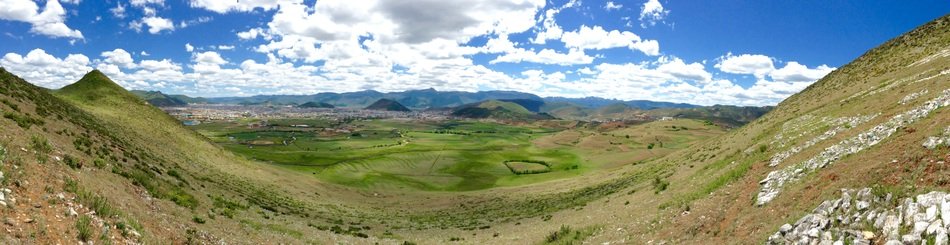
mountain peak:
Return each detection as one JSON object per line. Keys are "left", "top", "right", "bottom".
{"left": 365, "top": 98, "right": 411, "bottom": 111}
{"left": 57, "top": 70, "right": 142, "bottom": 105}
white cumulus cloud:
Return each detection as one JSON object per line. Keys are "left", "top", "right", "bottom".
{"left": 639, "top": 0, "right": 669, "bottom": 28}
{"left": 0, "top": 0, "right": 84, "bottom": 39}
{"left": 560, "top": 25, "right": 660, "bottom": 56}
{"left": 1, "top": 48, "right": 91, "bottom": 87}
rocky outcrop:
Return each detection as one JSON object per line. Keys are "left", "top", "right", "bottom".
{"left": 758, "top": 89, "right": 950, "bottom": 205}
{"left": 900, "top": 89, "right": 930, "bottom": 105}
{"left": 923, "top": 127, "right": 950, "bottom": 149}
{"left": 769, "top": 114, "right": 878, "bottom": 167}
{"left": 769, "top": 188, "right": 950, "bottom": 245}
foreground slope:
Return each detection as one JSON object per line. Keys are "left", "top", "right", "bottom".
{"left": 588, "top": 14, "right": 950, "bottom": 244}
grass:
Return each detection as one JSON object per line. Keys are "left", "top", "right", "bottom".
{"left": 30, "top": 135, "right": 51, "bottom": 163}
{"left": 3, "top": 111, "right": 44, "bottom": 129}
{"left": 193, "top": 118, "right": 723, "bottom": 192}
{"left": 76, "top": 215, "right": 93, "bottom": 241}
{"left": 64, "top": 178, "right": 118, "bottom": 218}
{"left": 198, "top": 120, "right": 586, "bottom": 191}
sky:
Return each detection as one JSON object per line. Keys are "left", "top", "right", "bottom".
{"left": 0, "top": 0, "right": 947, "bottom": 106}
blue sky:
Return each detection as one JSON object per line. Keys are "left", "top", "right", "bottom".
{"left": 0, "top": 0, "right": 947, "bottom": 106}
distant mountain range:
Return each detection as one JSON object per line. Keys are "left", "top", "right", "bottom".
{"left": 542, "top": 96, "right": 698, "bottom": 110}
{"left": 131, "top": 90, "right": 206, "bottom": 107}
{"left": 200, "top": 88, "right": 545, "bottom": 109}
{"left": 129, "top": 88, "right": 772, "bottom": 125}
{"left": 135, "top": 88, "right": 703, "bottom": 110}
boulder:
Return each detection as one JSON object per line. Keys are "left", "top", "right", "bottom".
{"left": 913, "top": 221, "right": 929, "bottom": 235}
{"left": 901, "top": 234, "right": 921, "bottom": 244}
{"left": 918, "top": 192, "right": 946, "bottom": 208}
{"left": 779, "top": 224, "right": 793, "bottom": 234}
{"left": 927, "top": 205, "right": 939, "bottom": 222}
{"left": 942, "top": 199, "right": 950, "bottom": 227}
{"left": 936, "top": 229, "right": 949, "bottom": 245}
{"left": 883, "top": 214, "right": 901, "bottom": 239}
{"left": 857, "top": 201, "right": 871, "bottom": 211}
{"left": 926, "top": 220, "right": 943, "bottom": 235}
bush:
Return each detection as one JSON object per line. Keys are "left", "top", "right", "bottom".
{"left": 30, "top": 135, "right": 51, "bottom": 163}
{"left": 64, "top": 154, "right": 82, "bottom": 169}
{"left": 544, "top": 225, "right": 597, "bottom": 244}
{"left": 30, "top": 135, "right": 52, "bottom": 153}
{"left": 93, "top": 158, "right": 106, "bottom": 168}
{"left": 192, "top": 216, "right": 206, "bottom": 224}
{"left": 652, "top": 177, "right": 669, "bottom": 194}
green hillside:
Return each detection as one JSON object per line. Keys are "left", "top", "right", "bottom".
{"left": 364, "top": 98, "right": 411, "bottom": 111}
{"left": 130, "top": 90, "right": 205, "bottom": 107}
{"left": 297, "top": 101, "right": 335, "bottom": 108}
{"left": 452, "top": 100, "right": 554, "bottom": 120}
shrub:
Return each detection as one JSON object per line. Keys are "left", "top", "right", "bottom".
{"left": 0, "top": 99, "right": 19, "bottom": 112}
{"left": 30, "top": 135, "right": 52, "bottom": 153}
{"left": 544, "top": 225, "right": 598, "bottom": 244}
{"left": 192, "top": 216, "right": 206, "bottom": 224}
{"left": 64, "top": 154, "right": 82, "bottom": 169}
{"left": 30, "top": 135, "right": 51, "bottom": 163}
{"left": 93, "top": 158, "right": 106, "bottom": 168}
{"left": 652, "top": 177, "right": 669, "bottom": 194}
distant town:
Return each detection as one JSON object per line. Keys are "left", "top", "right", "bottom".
{"left": 161, "top": 104, "right": 453, "bottom": 125}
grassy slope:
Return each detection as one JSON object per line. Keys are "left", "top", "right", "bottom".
{"left": 454, "top": 100, "right": 553, "bottom": 120}
{"left": 48, "top": 70, "right": 394, "bottom": 243}
{"left": 0, "top": 68, "right": 197, "bottom": 243}
{"left": 583, "top": 14, "right": 950, "bottom": 244}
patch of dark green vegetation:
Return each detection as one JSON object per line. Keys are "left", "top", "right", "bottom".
{"left": 211, "top": 195, "right": 249, "bottom": 219}
{"left": 111, "top": 166, "right": 198, "bottom": 209}
{"left": 543, "top": 225, "right": 598, "bottom": 245}
{"left": 63, "top": 154, "right": 82, "bottom": 169}
{"left": 238, "top": 219, "right": 304, "bottom": 239}
{"left": 30, "top": 135, "right": 52, "bottom": 163}
{"left": 503, "top": 159, "right": 552, "bottom": 175}
{"left": 3, "top": 111, "right": 44, "bottom": 129}
{"left": 652, "top": 176, "right": 670, "bottom": 194}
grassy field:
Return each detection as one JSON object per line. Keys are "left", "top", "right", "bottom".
{"left": 190, "top": 118, "right": 725, "bottom": 191}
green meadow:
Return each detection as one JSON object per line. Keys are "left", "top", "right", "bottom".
{"left": 191, "top": 118, "right": 723, "bottom": 191}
